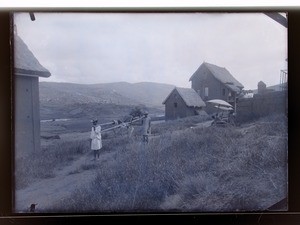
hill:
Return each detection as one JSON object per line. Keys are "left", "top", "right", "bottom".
{"left": 39, "top": 81, "right": 175, "bottom": 120}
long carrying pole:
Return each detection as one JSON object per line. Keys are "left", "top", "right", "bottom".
{"left": 99, "top": 121, "right": 117, "bottom": 126}
{"left": 100, "top": 116, "right": 145, "bottom": 133}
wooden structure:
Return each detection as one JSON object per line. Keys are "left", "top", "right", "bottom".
{"left": 257, "top": 81, "right": 267, "bottom": 94}
{"left": 280, "top": 70, "right": 287, "bottom": 91}
{"left": 189, "top": 62, "right": 244, "bottom": 112}
{"left": 162, "top": 87, "right": 206, "bottom": 120}
{"left": 14, "top": 34, "right": 51, "bottom": 158}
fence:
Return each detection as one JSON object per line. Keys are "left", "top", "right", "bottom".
{"left": 236, "top": 90, "right": 287, "bottom": 123}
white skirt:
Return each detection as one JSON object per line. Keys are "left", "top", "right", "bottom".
{"left": 91, "top": 138, "right": 102, "bottom": 150}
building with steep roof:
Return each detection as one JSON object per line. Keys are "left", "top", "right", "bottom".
{"left": 162, "top": 87, "right": 206, "bottom": 120}
{"left": 189, "top": 62, "right": 244, "bottom": 111}
{"left": 14, "top": 34, "right": 51, "bottom": 158}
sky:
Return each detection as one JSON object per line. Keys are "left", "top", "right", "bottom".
{"left": 14, "top": 12, "right": 287, "bottom": 90}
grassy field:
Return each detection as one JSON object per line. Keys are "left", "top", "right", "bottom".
{"left": 15, "top": 140, "right": 91, "bottom": 190}
{"left": 15, "top": 113, "right": 288, "bottom": 212}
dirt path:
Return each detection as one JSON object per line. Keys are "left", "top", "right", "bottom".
{"left": 15, "top": 147, "right": 117, "bottom": 212}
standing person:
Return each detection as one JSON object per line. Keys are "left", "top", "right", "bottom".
{"left": 142, "top": 111, "right": 151, "bottom": 143}
{"left": 228, "top": 110, "right": 236, "bottom": 126}
{"left": 90, "top": 119, "right": 102, "bottom": 161}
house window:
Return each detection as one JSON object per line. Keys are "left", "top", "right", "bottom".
{"left": 222, "top": 88, "right": 225, "bottom": 96}
{"left": 174, "top": 102, "right": 177, "bottom": 108}
{"left": 204, "top": 87, "right": 209, "bottom": 97}
{"left": 228, "top": 91, "right": 234, "bottom": 102}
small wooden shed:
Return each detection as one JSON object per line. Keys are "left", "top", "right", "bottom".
{"left": 14, "top": 34, "right": 51, "bottom": 158}
{"left": 162, "top": 87, "right": 206, "bottom": 120}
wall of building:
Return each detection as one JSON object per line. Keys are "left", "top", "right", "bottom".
{"left": 15, "top": 75, "right": 40, "bottom": 158}
{"left": 164, "top": 89, "right": 198, "bottom": 120}
{"left": 191, "top": 66, "right": 235, "bottom": 103}
{"left": 236, "top": 90, "right": 287, "bottom": 122}
{"left": 191, "top": 67, "right": 237, "bottom": 114}
{"left": 191, "top": 66, "right": 221, "bottom": 101}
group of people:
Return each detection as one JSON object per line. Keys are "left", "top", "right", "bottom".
{"left": 90, "top": 111, "right": 151, "bottom": 161}
{"left": 211, "top": 110, "right": 236, "bottom": 126}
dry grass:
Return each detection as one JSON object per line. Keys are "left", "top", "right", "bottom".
{"left": 151, "top": 114, "right": 210, "bottom": 134}
{"left": 51, "top": 113, "right": 287, "bottom": 213}
{"left": 15, "top": 140, "right": 90, "bottom": 190}
{"left": 17, "top": 112, "right": 287, "bottom": 212}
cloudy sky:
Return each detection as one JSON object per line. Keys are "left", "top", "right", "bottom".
{"left": 14, "top": 12, "right": 287, "bottom": 90}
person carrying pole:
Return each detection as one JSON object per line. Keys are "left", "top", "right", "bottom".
{"left": 90, "top": 119, "right": 102, "bottom": 161}
{"left": 142, "top": 111, "right": 151, "bottom": 143}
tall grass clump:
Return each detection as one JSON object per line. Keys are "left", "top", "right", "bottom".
{"left": 161, "top": 115, "right": 288, "bottom": 212}
{"left": 15, "top": 140, "right": 90, "bottom": 190}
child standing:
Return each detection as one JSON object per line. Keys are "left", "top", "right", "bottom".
{"left": 90, "top": 119, "right": 102, "bottom": 160}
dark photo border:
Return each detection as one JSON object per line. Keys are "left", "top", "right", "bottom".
{"left": 1, "top": 6, "right": 300, "bottom": 225}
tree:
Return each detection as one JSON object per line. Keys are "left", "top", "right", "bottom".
{"left": 129, "top": 106, "right": 144, "bottom": 118}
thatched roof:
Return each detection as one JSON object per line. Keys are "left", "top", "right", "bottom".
{"left": 189, "top": 62, "right": 244, "bottom": 92}
{"left": 163, "top": 87, "right": 206, "bottom": 107}
{"left": 14, "top": 34, "right": 51, "bottom": 77}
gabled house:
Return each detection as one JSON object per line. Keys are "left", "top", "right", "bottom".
{"left": 162, "top": 87, "right": 206, "bottom": 120}
{"left": 189, "top": 62, "right": 244, "bottom": 111}
{"left": 14, "top": 34, "right": 51, "bottom": 158}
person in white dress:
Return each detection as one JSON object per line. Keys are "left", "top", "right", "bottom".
{"left": 90, "top": 119, "right": 102, "bottom": 160}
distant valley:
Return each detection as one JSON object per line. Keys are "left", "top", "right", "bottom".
{"left": 39, "top": 81, "right": 175, "bottom": 120}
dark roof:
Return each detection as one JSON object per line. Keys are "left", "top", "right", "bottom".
{"left": 189, "top": 62, "right": 244, "bottom": 92}
{"left": 14, "top": 34, "right": 51, "bottom": 77}
{"left": 162, "top": 87, "right": 206, "bottom": 107}
{"left": 258, "top": 81, "right": 266, "bottom": 86}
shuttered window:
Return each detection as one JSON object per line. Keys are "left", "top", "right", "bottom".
{"left": 204, "top": 87, "right": 209, "bottom": 97}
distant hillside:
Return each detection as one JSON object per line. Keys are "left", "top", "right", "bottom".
{"left": 39, "top": 81, "right": 175, "bottom": 120}
{"left": 90, "top": 82, "right": 176, "bottom": 107}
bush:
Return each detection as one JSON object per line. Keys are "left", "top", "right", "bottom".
{"left": 129, "top": 106, "right": 144, "bottom": 118}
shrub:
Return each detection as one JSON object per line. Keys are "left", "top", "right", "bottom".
{"left": 129, "top": 106, "right": 144, "bottom": 118}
